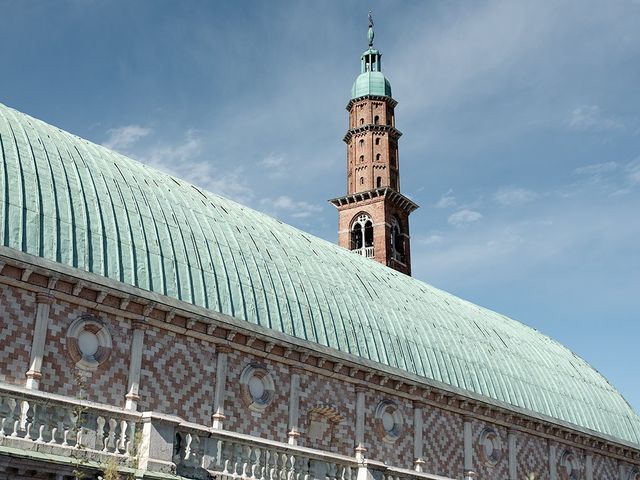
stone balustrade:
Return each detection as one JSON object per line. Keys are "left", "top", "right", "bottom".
{"left": 0, "top": 383, "right": 454, "bottom": 480}
{"left": 0, "top": 383, "right": 140, "bottom": 474}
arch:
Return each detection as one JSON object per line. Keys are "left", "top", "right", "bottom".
{"left": 390, "top": 217, "right": 405, "bottom": 262}
{"left": 376, "top": 176, "right": 382, "bottom": 188}
{"left": 351, "top": 213, "right": 374, "bottom": 253}
{"left": 360, "top": 118, "right": 364, "bottom": 125}
{"left": 374, "top": 115, "right": 380, "bottom": 125}
{"left": 359, "top": 155, "right": 364, "bottom": 163}
{"left": 359, "top": 139, "right": 364, "bottom": 149}
{"left": 376, "top": 153, "right": 381, "bottom": 161}
{"left": 375, "top": 137, "right": 380, "bottom": 146}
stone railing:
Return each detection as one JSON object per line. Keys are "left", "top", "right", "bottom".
{"left": 0, "top": 383, "right": 455, "bottom": 480}
{"left": 353, "top": 246, "right": 375, "bottom": 259}
{"left": 173, "top": 421, "right": 358, "bottom": 480}
{"left": 0, "top": 383, "right": 141, "bottom": 474}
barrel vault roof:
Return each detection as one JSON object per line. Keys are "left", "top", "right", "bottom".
{"left": 1, "top": 102, "right": 639, "bottom": 446}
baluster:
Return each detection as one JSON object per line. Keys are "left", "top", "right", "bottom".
{"left": 184, "top": 433, "right": 194, "bottom": 463}
{"left": 267, "top": 449, "right": 278, "bottom": 480}
{"left": 191, "top": 434, "right": 202, "bottom": 468}
{"left": 250, "top": 446, "right": 260, "bottom": 479}
{"left": 95, "top": 416, "right": 106, "bottom": 451}
{"left": 241, "top": 444, "right": 251, "bottom": 477}
{"left": 233, "top": 441, "right": 245, "bottom": 476}
{"left": 105, "top": 418, "right": 117, "bottom": 452}
{"left": 345, "top": 465, "right": 354, "bottom": 480}
{"left": 220, "top": 438, "right": 233, "bottom": 474}
{"left": 117, "top": 419, "right": 128, "bottom": 453}
{"left": 22, "top": 400, "right": 35, "bottom": 440}
{"left": 296, "top": 454, "right": 310, "bottom": 480}
{"left": 0, "top": 396, "right": 8, "bottom": 437}
{"left": 326, "top": 462, "right": 337, "bottom": 480}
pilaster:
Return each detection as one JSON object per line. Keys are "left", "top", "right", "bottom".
{"left": 212, "top": 345, "right": 231, "bottom": 429}
{"left": 25, "top": 292, "right": 55, "bottom": 390}
{"left": 125, "top": 319, "right": 148, "bottom": 410}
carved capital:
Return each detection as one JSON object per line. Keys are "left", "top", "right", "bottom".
{"left": 36, "top": 292, "right": 55, "bottom": 305}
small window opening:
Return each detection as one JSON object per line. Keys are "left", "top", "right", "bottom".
{"left": 360, "top": 177, "right": 364, "bottom": 185}
{"left": 374, "top": 115, "right": 380, "bottom": 125}
{"left": 375, "top": 138, "right": 380, "bottom": 146}
{"left": 360, "top": 118, "right": 364, "bottom": 125}
{"left": 359, "top": 139, "right": 364, "bottom": 149}
{"left": 376, "top": 176, "right": 382, "bottom": 188}
{"left": 359, "top": 155, "right": 364, "bottom": 163}
{"left": 376, "top": 153, "right": 381, "bottom": 161}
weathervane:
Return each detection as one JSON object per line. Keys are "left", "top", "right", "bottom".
{"left": 368, "top": 11, "right": 375, "bottom": 47}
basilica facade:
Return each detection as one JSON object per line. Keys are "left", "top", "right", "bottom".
{"left": 0, "top": 19, "right": 639, "bottom": 480}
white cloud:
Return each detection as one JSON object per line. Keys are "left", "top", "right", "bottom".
{"left": 494, "top": 186, "right": 538, "bottom": 206}
{"left": 626, "top": 159, "right": 640, "bottom": 185}
{"left": 435, "top": 189, "right": 457, "bottom": 208}
{"left": 448, "top": 209, "right": 483, "bottom": 226}
{"left": 103, "top": 125, "right": 151, "bottom": 151}
{"left": 567, "top": 105, "right": 623, "bottom": 132}
{"left": 259, "top": 153, "right": 289, "bottom": 178}
{"left": 573, "top": 161, "right": 618, "bottom": 176}
{"left": 260, "top": 195, "right": 321, "bottom": 219}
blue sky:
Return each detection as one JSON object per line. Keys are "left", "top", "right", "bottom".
{"left": 2, "top": 1, "right": 639, "bottom": 413}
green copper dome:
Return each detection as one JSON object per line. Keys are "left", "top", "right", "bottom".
{"left": 1, "top": 102, "right": 640, "bottom": 447}
{"left": 351, "top": 71, "right": 392, "bottom": 99}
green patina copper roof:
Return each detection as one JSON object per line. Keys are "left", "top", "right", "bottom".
{"left": 1, "top": 102, "right": 640, "bottom": 446}
{"left": 351, "top": 47, "right": 392, "bottom": 100}
{"left": 351, "top": 71, "right": 392, "bottom": 100}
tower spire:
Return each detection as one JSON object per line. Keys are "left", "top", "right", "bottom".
{"left": 368, "top": 11, "right": 374, "bottom": 47}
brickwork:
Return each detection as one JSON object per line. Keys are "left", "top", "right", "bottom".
{"left": 516, "top": 433, "right": 549, "bottom": 480}
{"left": 298, "top": 370, "right": 356, "bottom": 456}
{"left": 471, "top": 419, "right": 509, "bottom": 480}
{"left": 138, "top": 326, "right": 216, "bottom": 425}
{"left": 40, "top": 301, "right": 130, "bottom": 406}
{"left": 363, "top": 390, "right": 414, "bottom": 468}
{"left": 224, "top": 349, "right": 290, "bottom": 442}
{"left": 0, "top": 283, "right": 35, "bottom": 385}
{"left": 422, "top": 404, "right": 464, "bottom": 478}
{"left": 593, "top": 452, "right": 618, "bottom": 479}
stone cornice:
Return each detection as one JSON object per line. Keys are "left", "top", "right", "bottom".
{"left": 346, "top": 95, "right": 398, "bottom": 111}
{"left": 343, "top": 124, "right": 402, "bottom": 144}
{"left": 328, "top": 187, "right": 420, "bottom": 214}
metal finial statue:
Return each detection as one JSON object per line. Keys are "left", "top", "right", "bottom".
{"left": 368, "top": 11, "right": 374, "bottom": 47}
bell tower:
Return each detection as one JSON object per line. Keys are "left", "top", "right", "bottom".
{"left": 330, "top": 13, "right": 418, "bottom": 275}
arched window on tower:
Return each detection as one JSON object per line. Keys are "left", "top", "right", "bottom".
{"left": 374, "top": 115, "right": 380, "bottom": 125}
{"left": 359, "top": 155, "right": 364, "bottom": 163}
{"left": 360, "top": 118, "right": 364, "bottom": 125}
{"left": 376, "top": 153, "right": 381, "bottom": 161}
{"left": 359, "top": 139, "right": 364, "bottom": 149}
{"left": 390, "top": 218, "right": 405, "bottom": 264}
{"left": 351, "top": 213, "right": 374, "bottom": 258}
{"left": 375, "top": 137, "right": 380, "bottom": 146}
{"left": 376, "top": 176, "right": 382, "bottom": 188}
{"left": 360, "top": 176, "right": 364, "bottom": 185}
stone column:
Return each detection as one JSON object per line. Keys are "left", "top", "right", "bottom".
{"left": 212, "top": 345, "right": 231, "bottom": 429}
{"left": 287, "top": 367, "right": 303, "bottom": 445}
{"left": 463, "top": 416, "right": 476, "bottom": 480}
{"left": 125, "top": 319, "right": 147, "bottom": 410}
{"left": 25, "top": 292, "right": 55, "bottom": 390}
{"left": 413, "top": 401, "right": 425, "bottom": 472}
{"left": 549, "top": 442, "right": 557, "bottom": 480}
{"left": 355, "top": 385, "right": 367, "bottom": 460}
{"left": 585, "top": 453, "right": 593, "bottom": 480}
{"left": 508, "top": 429, "right": 517, "bottom": 480}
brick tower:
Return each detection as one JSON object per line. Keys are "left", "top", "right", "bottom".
{"left": 330, "top": 14, "right": 418, "bottom": 275}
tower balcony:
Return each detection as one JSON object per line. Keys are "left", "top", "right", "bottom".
{"left": 353, "top": 246, "right": 375, "bottom": 258}
{"left": 0, "top": 383, "right": 453, "bottom": 480}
